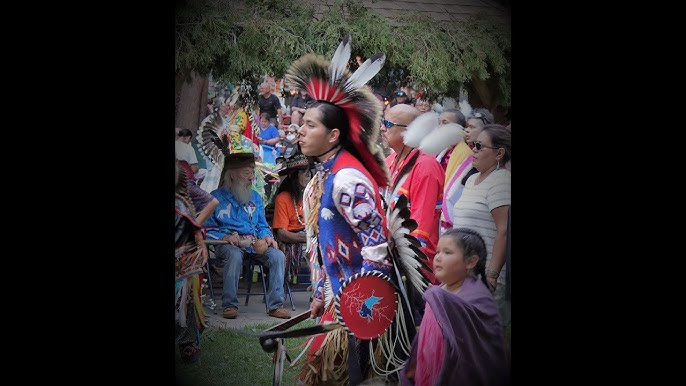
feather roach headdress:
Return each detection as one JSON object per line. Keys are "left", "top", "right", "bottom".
{"left": 284, "top": 35, "right": 389, "bottom": 188}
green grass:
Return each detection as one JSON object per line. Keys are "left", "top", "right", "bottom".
{"left": 175, "top": 321, "right": 512, "bottom": 385}
{"left": 176, "top": 319, "right": 315, "bottom": 386}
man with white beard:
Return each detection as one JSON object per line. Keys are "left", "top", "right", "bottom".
{"left": 203, "top": 152, "right": 291, "bottom": 320}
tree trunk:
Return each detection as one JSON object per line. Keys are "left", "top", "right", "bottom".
{"left": 468, "top": 76, "right": 493, "bottom": 111}
{"left": 466, "top": 75, "right": 508, "bottom": 125}
{"left": 175, "top": 72, "right": 209, "bottom": 138}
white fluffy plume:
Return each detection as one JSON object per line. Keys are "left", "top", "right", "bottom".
{"left": 418, "top": 123, "right": 465, "bottom": 155}
{"left": 402, "top": 111, "right": 439, "bottom": 147}
{"left": 459, "top": 100, "right": 473, "bottom": 118}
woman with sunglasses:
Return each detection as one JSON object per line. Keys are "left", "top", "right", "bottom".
{"left": 438, "top": 107, "right": 495, "bottom": 233}
{"left": 451, "top": 123, "right": 511, "bottom": 350}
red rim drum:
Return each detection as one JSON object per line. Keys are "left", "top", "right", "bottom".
{"left": 334, "top": 271, "right": 398, "bottom": 340}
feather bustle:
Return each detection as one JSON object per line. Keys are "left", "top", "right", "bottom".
{"left": 386, "top": 194, "right": 433, "bottom": 298}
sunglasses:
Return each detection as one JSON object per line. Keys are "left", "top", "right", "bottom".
{"left": 395, "top": 91, "right": 405, "bottom": 97}
{"left": 382, "top": 119, "right": 407, "bottom": 129}
{"left": 473, "top": 142, "right": 500, "bottom": 151}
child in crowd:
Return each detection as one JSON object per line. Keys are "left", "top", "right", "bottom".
{"left": 401, "top": 228, "right": 509, "bottom": 386}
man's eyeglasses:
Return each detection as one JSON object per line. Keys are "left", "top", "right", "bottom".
{"left": 239, "top": 169, "right": 256, "bottom": 178}
{"left": 473, "top": 142, "right": 500, "bottom": 151}
{"left": 382, "top": 119, "right": 407, "bottom": 129}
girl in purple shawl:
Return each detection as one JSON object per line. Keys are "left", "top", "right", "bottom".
{"left": 401, "top": 228, "right": 509, "bottom": 386}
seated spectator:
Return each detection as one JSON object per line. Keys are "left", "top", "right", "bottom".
{"left": 272, "top": 153, "right": 316, "bottom": 287}
{"left": 257, "top": 112, "right": 282, "bottom": 164}
{"left": 289, "top": 88, "right": 313, "bottom": 126}
{"left": 279, "top": 124, "right": 300, "bottom": 160}
{"left": 203, "top": 152, "right": 291, "bottom": 320}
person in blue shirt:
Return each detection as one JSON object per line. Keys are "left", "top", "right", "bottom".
{"left": 257, "top": 112, "right": 282, "bottom": 164}
{"left": 203, "top": 152, "right": 291, "bottom": 320}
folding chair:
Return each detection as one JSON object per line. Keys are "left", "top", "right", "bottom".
{"left": 279, "top": 240, "right": 310, "bottom": 311}
{"left": 237, "top": 252, "right": 269, "bottom": 313}
{"left": 203, "top": 240, "right": 272, "bottom": 313}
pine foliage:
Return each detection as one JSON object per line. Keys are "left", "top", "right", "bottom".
{"left": 176, "top": 0, "right": 510, "bottom": 103}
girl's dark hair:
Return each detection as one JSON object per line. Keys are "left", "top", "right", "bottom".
{"left": 275, "top": 169, "right": 311, "bottom": 202}
{"left": 177, "top": 128, "right": 193, "bottom": 138}
{"left": 310, "top": 102, "right": 366, "bottom": 163}
{"left": 442, "top": 227, "right": 488, "bottom": 287}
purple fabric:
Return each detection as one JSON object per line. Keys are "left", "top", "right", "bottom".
{"left": 189, "top": 181, "right": 214, "bottom": 212}
{"left": 401, "top": 276, "right": 509, "bottom": 386}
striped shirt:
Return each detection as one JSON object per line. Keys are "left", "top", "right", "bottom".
{"left": 452, "top": 168, "right": 511, "bottom": 284}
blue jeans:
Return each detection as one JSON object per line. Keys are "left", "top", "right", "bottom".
{"left": 214, "top": 243, "right": 286, "bottom": 311}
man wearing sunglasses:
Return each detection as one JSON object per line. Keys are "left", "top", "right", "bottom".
{"left": 381, "top": 103, "right": 444, "bottom": 282}
{"left": 388, "top": 89, "right": 413, "bottom": 110}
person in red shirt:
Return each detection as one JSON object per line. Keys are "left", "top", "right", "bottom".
{"left": 381, "top": 103, "right": 445, "bottom": 280}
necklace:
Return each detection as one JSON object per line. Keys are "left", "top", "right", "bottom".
{"left": 316, "top": 145, "right": 341, "bottom": 162}
{"left": 389, "top": 146, "right": 412, "bottom": 180}
{"left": 293, "top": 196, "right": 305, "bottom": 226}
{"left": 385, "top": 146, "right": 412, "bottom": 205}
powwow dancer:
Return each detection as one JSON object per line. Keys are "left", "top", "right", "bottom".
{"left": 285, "top": 35, "right": 433, "bottom": 385}
{"left": 175, "top": 162, "right": 216, "bottom": 363}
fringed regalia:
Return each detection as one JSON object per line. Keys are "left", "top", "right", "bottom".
{"left": 174, "top": 198, "right": 207, "bottom": 362}
{"left": 300, "top": 150, "right": 392, "bottom": 385}
{"left": 286, "top": 35, "right": 434, "bottom": 385}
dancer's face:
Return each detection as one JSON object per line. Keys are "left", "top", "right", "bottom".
{"left": 297, "top": 107, "right": 338, "bottom": 159}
